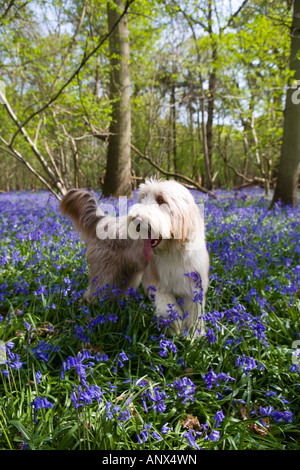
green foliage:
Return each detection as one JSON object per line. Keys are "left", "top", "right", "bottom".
{"left": 0, "top": 0, "right": 295, "bottom": 192}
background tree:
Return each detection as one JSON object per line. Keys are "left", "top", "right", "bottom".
{"left": 102, "top": 0, "right": 132, "bottom": 197}
{"left": 271, "top": 0, "right": 300, "bottom": 207}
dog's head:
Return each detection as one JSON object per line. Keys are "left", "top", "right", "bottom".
{"left": 128, "top": 179, "right": 203, "bottom": 260}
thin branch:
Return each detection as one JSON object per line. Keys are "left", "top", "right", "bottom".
{"left": 131, "top": 144, "right": 215, "bottom": 197}
{"left": 0, "top": 0, "right": 30, "bottom": 23}
{"left": 226, "top": 160, "right": 275, "bottom": 189}
{"left": 0, "top": 142, "right": 60, "bottom": 200}
{"left": 0, "top": 89, "right": 67, "bottom": 195}
{"left": 226, "top": 161, "right": 252, "bottom": 183}
{"left": 222, "top": 0, "right": 250, "bottom": 32}
{"left": 43, "top": 137, "right": 65, "bottom": 187}
{"left": 50, "top": 0, "right": 87, "bottom": 93}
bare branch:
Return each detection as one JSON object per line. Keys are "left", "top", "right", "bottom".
{"left": 131, "top": 144, "right": 215, "bottom": 197}
{"left": 0, "top": 89, "right": 67, "bottom": 195}
{"left": 0, "top": 142, "right": 60, "bottom": 200}
{"left": 222, "top": 0, "right": 250, "bottom": 31}
{"left": 50, "top": 0, "right": 87, "bottom": 93}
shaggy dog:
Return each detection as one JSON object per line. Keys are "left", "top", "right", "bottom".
{"left": 60, "top": 189, "right": 148, "bottom": 300}
{"left": 60, "top": 180, "right": 209, "bottom": 338}
{"left": 128, "top": 179, "right": 209, "bottom": 338}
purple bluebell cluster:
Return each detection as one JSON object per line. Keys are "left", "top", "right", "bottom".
{"left": 258, "top": 406, "right": 293, "bottom": 425}
{"left": 173, "top": 377, "right": 196, "bottom": 404}
{"left": 203, "top": 369, "right": 235, "bottom": 391}
{"left": 1, "top": 342, "right": 23, "bottom": 377}
{"left": 71, "top": 384, "right": 104, "bottom": 410}
{"left": 182, "top": 429, "right": 202, "bottom": 449}
{"left": 31, "top": 340, "right": 59, "bottom": 363}
{"left": 140, "top": 384, "right": 169, "bottom": 414}
{"left": 61, "top": 350, "right": 107, "bottom": 386}
{"left": 30, "top": 396, "right": 54, "bottom": 423}
{"left": 182, "top": 419, "right": 222, "bottom": 449}
{"left": 235, "top": 354, "right": 265, "bottom": 375}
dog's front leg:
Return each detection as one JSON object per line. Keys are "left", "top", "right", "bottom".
{"left": 182, "top": 297, "right": 206, "bottom": 339}
{"left": 151, "top": 291, "right": 184, "bottom": 337}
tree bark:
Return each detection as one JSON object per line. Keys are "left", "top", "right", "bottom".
{"left": 271, "top": 0, "right": 300, "bottom": 207}
{"left": 205, "top": 72, "right": 215, "bottom": 189}
{"left": 170, "top": 79, "right": 177, "bottom": 174}
{"left": 205, "top": 1, "right": 217, "bottom": 190}
{"left": 102, "top": 0, "right": 132, "bottom": 197}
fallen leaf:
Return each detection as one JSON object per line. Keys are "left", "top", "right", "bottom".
{"left": 181, "top": 414, "right": 202, "bottom": 432}
{"left": 240, "top": 405, "right": 270, "bottom": 436}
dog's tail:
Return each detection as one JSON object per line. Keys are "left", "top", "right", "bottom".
{"left": 60, "top": 189, "right": 102, "bottom": 239}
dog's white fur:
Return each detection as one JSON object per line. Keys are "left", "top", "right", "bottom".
{"left": 60, "top": 179, "right": 209, "bottom": 338}
{"left": 129, "top": 179, "right": 209, "bottom": 338}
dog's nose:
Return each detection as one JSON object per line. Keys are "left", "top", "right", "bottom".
{"left": 131, "top": 215, "right": 143, "bottom": 223}
{"left": 129, "top": 214, "right": 144, "bottom": 233}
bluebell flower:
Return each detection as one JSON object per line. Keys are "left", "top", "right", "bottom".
{"left": 205, "top": 327, "right": 216, "bottom": 344}
{"left": 71, "top": 384, "right": 104, "bottom": 410}
{"left": 118, "top": 351, "right": 128, "bottom": 364}
{"left": 33, "top": 284, "right": 48, "bottom": 296}
{"left": 154, "top": 303, "right": 183, "bottom": 330}
{"left": 203, "top": 369, "right": 234, "bottom": 390}
{"left": 99, "top": 354, "right": 109, "bottom": 361}
{"left": 105, "top": 402, "right": 122, "bottom": 419}
{"left": 213, "top": 410, "right": 225, "bottom": 428}
{"left": 24, "top": 321, "right": 34, "bottom": 333}
{"left": 235, "top": 354, "right": 265, "bottom": 375}
{"left": 182, "top": 429, "right": 201, "bottom": 450}
{"left": 21, "top": 440, "right": 29, "bottom": 450}
{"left": 113, "top": 351, "right": 129, "bottom": 372}
{"left": 141, "top": 387, "right": 169, "bottom": 414}
{"left": 35, "top": 371, "right": 43, "bottom": 384}
{"left": 207, "top": 430, "right": 220, "bottom": 441}
{"left": 61, "top": 350, "right": 101, "bottom": 385}
{"left": 159, "top": 337, "right": 177, "bottom": 357}
{"left": 161, "top": 423, "right": 171, "bottom": 434}
{"left": 152, "top": 431, "right": 162, "bottom": 441}
{"left": 258, "top": 405, "right": 293, "bottom": 425}
{"left": 176, "top": 357, "right": 185, "bottom": 367}
{"left": 1, "top": 342, "right": 23, "bottom": 376}
{"left": 74, "top": 325, "right": 90, "bottom": 343}
{"left": 173, "top": 377, "right": 196, "bottom": 404}
{"left": 108, "top": 382, "right": 117, "bottom": 392}
{"left": 203, "top": 369, "right": 217, "bottom": 390}
{"left": 30, "top": 396, "right": 54, "bottom": 423}
{"left": 271, "top": 410, "right": 293, "bottom": 424}
{"left": 137, "top": 423, "right": 152, "bottom": 444}
{"left": 184, "top": 272, "right": 203, "bottom": 304}
{"left": 117, "top": 409, "right": 131, "bottom": 422}
{"left": 31, "top": 340, "right": 59, "bottom": 363}
{"left": 266, "top": 390, "right": 277, "bottom": 397}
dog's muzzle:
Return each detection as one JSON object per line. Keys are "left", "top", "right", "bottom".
{"left": 129, "top": 215, "right": 162, "bottom": 260}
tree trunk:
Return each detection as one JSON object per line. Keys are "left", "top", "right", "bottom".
{"left": 271, "top": 0, "right": 300, "bottom": 207}
{"left": 103, "top": 0, "right": 132, "bottom": 197}
{"left": 170, "top": 80, "right": 177, "bottom": 174}
{"left": 206, "top": 67, "right": 216, "bottom": 189}
{"left": 205, "top": 1, "right": 216, "bottom": 190}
